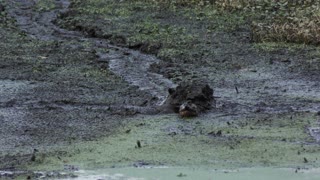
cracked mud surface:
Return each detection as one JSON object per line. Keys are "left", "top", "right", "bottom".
{"left": 1, "top": 0, "right": 320, "bottom": 176}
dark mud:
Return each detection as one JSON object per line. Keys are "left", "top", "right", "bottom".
{"left": 1, "top": 0, "right": 320, "bottom": 174}
{"left": 0, "top": 0, "right": 175, "bottom": 169}
{"left": 6, "top": 0, "right": 175, "bottom": 107}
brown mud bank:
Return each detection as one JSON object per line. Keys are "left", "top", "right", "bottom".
{"left": 1, "top": 0, "right": 320, "bottom": 175}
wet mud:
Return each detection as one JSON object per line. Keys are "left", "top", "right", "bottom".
{"left": 6, "top": 0, "right": 175, "bottom": 107}
{"left": 0, "top": 0, "right": 172, "bottom": 168}
{"left": 1, "top": 0, "right": 320, "bottom": 175}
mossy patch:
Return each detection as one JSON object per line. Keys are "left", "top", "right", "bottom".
{"left": 26, "top": 112, "right": 320, "bottom": 171}
{"left": 34, "top": 0, "right": 56, "bottom": 12}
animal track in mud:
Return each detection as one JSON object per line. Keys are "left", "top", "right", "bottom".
{"left": 7, "top": 0, "right": 175, "bottom": 110}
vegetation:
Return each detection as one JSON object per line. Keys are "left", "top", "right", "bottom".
{"left": 137, "top": 0, "right": 320, "bottom": 44}
{"left": 58, "top": 0, "right": 245, "bottom": 69}
{"left": 67, "top": 0, "right": 320, "bottom": 45}
{"left": 55, "top": 0, "right": 320, "bottom": 74}
{"left": 34, "top": 0, "right": 56, "bottom": 12}
{"left": 30, "top": 113, "right": 320, "bottom": 170}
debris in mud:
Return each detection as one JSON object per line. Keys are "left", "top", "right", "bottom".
{"left": 177, "top": 173, "right": 187, "bottom": 177}
{"left": 0, "top": 170, "right": 77, "bottom": 179}
{"left": 141, "top": 42, "right": 162, "bottom": 54}
{"left": 162, "top": 80, "right": 214, "bottom": 116}
{"left": 308, "top": 127, "right": 320, "bottom": 142}
{"left": 208, "top": 130, "right": 222, "bottom": 137}
{"left": 125, "top": 129, "right": 131, "bottom": 133}
{"left": 130, "top": 42, "right": 162, "bottom": 54}
{"left": 30, "top": 149, "right": 38, "bottom": 162}
{"left": 133, "top": 160, "right": 150, "bottom": 168}
{"left": 63, "top": 164, "right": 79, "bottom": 171}
{"left": 0, "top": 3, "right": 6, "bottom": 24}
{"left": 110, "top": 35, "right": 127, "bottom": 46}
{"left": 235, "top": 86, "right": 239, "bottom": 94}
{"left": 0, "top": 4, "right": 5, "bottom": 12}
{"left": 136, "top": 140, "right": 142, "bottom": 148}
{"left": 135, "top": 123, "right": 146, "bottom": 127}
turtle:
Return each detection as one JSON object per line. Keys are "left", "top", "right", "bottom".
{"left": 179, "top": 101, "right": 199, "bottom": 117}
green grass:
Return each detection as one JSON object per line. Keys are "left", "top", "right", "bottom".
{"left": 57, "top": 0, "right": 247, "bottom": 65}
{"left": 253, "top": 42, "right": 307, "bottom": 53}
{"left": 34, "top": 0, "right": 56, "bottom": 12}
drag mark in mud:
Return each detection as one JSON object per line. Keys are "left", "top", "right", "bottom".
{"left": 7, "top": 0, "right": 175, "bottom": 107}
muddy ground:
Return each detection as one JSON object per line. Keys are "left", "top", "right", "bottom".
{"left": 1, "top": 0, "right": 320, "bottom": 178}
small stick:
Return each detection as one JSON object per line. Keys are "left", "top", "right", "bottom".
{"left": 235, "top": 86, "right": 239, "bottom": 94}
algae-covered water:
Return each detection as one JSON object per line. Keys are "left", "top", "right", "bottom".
{"left": 27, "top": 113, "right": 320, "bottom": 171}
{"left": 64, "top": 167, "right": 320, "bottom": 180}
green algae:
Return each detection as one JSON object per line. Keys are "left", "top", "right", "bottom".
{"left": 27, "top": 112, "right": 320, "bottom": 171}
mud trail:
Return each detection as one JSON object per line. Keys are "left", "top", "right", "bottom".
{"left": 7, "top": 0, "right": 175, "bottom": 106}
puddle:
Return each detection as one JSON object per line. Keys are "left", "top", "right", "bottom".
{"left": 3, "top": 167, "right": 320, "bottom": 180}
{"left": 62, "top": 167, "right": 320, "bottom": 180}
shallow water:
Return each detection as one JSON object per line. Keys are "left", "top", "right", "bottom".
{"left": 64, "top": 167, "right": 320, "bottom": 180}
